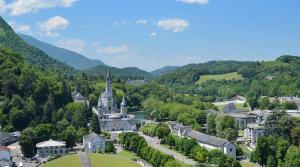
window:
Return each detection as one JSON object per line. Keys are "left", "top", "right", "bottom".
{"left": 230, "top": 148, "right": 232, "bottom": 152}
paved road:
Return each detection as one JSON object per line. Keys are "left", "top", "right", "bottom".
{"left": 138, "top": 132, "right": 197, "bottom": 166}
{"left": 79, "top": 152, "right": 92, "bottom": 167}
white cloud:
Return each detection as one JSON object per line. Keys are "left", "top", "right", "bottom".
{"left": 177, "top": 0, "right": 208, "bottom": 4}
{"left": 38, "top": 16, "right": 69, "bottom": 31}
{"left": 97, "top": 45, "right": 129, "bottom": 54}
{"left": 8, "top": 21, "right": 31, "bottom": 33}
{"left": 149, "top": 32, "right": 157, "bottom": 37}
{"left": 57, "top": 39, "right": 86, "bottom": 53}
{"left": 157, "top": 18, "right": 189, "bottom": 33}
{"left": 6, "top": 0, "right": 77, "bottom": 16}
{"left": 136, "top": 19, "right": 147, "bottom": 25}
{"left": 0, "top": 0, "right": 6, "bottom": 13}
{"left": 38, "top": 16, "right": 69, "bottom": 37}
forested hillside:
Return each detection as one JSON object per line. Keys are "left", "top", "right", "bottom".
{"left": 85, "top": 65, "right": 154, "bottom": 80}
{"left": 0, "top": 16, "right": 75, "bottom": 73}
{"left": 151, "top": 66, "right": 180, "bottom": 75}
{"left": 157, "top": 56, "right": 300, "bottom": 100}
{"left": 19, "top": 34, "right": 105, "bottom": 70}
{"left": 157, "top": 61, "right": 254, "bottom": 85}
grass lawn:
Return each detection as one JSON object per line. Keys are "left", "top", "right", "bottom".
{"left": 42, "top": 154, "right": 81, "bottom": 167}
{"left": 216, "top": 103, "right": 249, "bottom": 111}
{"left": 89, "top": 151, "right": 141, "bottom": 167}
{"left": 241, "top": 161, "right": 257, "bottom": 167}
{"left": 196, "top": 72, "right": 243, "bottom": 85}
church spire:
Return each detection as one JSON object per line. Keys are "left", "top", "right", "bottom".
{"left": 120, "top": 96, "right": 127, "bottom": 114}
{"left": 106, "top": 67, "right": 112, "bottom": 83}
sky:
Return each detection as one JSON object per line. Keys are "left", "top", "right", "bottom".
{"left": 1, "top": 0, "right": 300, "bottom": 71}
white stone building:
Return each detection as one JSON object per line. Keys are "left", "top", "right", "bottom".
{"left": 36, "top": 139, "right": 66, "bottom": 157}
{"left": 97, "top": 68, "right": 137, "bottom": 132}
{"left": 169, "top": 122, "right": 236, "bottom": 158}
{"left": 244, "top": 124, "right": 265, "bottom": 147}
{"left": 83, "top": 132, "right": 106, "bottom": 153}
{"left": 0, "top": 146, "right": 11, "bottom": 167}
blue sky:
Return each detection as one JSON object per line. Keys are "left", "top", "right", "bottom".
{"left": 1, "top": 0, "right": 300, "bottom": 71}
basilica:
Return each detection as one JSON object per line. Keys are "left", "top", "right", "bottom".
{"left": 97, "top": 68, "right": 137, "bottom": 132}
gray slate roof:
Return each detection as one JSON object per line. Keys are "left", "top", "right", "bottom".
{"left": 83, "top": 132, "right": 105, "bottom": 141}
{"left": 186, "top": 130, "right": 228, "bottom": 147}
{"left": 169, "top": 122, "right": 229, "bottom": 147}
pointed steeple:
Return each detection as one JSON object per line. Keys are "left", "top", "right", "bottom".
{"left": 120, "top": 96, "right": 127, "bottom": 114}
{"left": 106, "top": 67, "right": 112, "bottom": 82}
{"left": 121, "top": 96, "right": 126, "bottom": 106}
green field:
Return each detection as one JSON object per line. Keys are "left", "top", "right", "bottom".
{"left": 216, "top": 102, "right": 250, "bottom": 111}
{"left": 89, "top": 151, "right": 141, "bottom": 167}
{"left": 196, "top": 72, "right": 243, "bottom": 85}
{"left": 42, "top": 154, "right": 81, "bottom": 167}
{"left": 241, "top": 161, "right": 257, "bottom": 167}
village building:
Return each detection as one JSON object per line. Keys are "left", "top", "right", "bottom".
{"left": 226, "top": 112, "right": 257, "bottom": 129}
{"left": 71, "top": 89, "right": 85, "bottom": 102}
{"left": 83, "top": 132, "right": 106, "bottom": 153}
{"left": 244, "top": 124, "right": 265, "bottom": 147}
{"left": 36, "top": 139, "right": 66, "bottom": 157}
{"left": 169, "top": 122, "right": 236, "bottom": 158}
{"left": 0, "top": 146, "right": 12, "bottom": 167}
{"left": 97, "top": 68, "right": 137, "bottom": 132}
{"left": 126, "top": 79, "right": 148, "bottom": 85}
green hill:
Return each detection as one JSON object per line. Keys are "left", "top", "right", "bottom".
{"left": 151, "top": 66, "right": 180, "bottom": 75}
{"left": 0, "top": 16, "right": 75, "bottom": 73}
{"left": 196, "top": 72, "right": 243, "bottom": 85}
{"left": 19, "top": 34, "right": 105, "bottom": 70}
{"left": 85, "top": 65, "right": 154, "bottom": 80}
{"left": 157, "top": 61, "right": 253, "bottom": 85}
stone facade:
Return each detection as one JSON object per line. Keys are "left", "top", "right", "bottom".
{"left": 36, "top": 139, "right": 66, "bottom": 157}
{"left": 83, "top": 132, "right": 106, "bottom": 153}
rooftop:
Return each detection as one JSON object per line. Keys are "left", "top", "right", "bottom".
{"left": 36, "top": 139, "right": 66, "bottom": 148}
{"left": 169, "top": 122, "right": 229, "bottom": 147}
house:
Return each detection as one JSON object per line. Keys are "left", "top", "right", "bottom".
{"left": 244, "top": 124, "right": 265, "bottom": 147}
{"left": 226, "top": 112, "right": 256, "bottom": 129}
{"left": 0, "top": 131, "right": 20, "bottom": 145}
{"left": 0, "top": 146, "right": 12, "bottom": 167}
{"left": 71, "top": 90, "right": 85, "bottom": 102}
{"left": 169, "top": 122, "right": 236, "bottom": 158}
{"left": 83, "top": 132, "right": 106, "bottom": 153}
{"left": 248, "top": 109, "right": 272, "bottom": 124}
{"left": 126, "top": 79, "right": 148, "bottom": 85}
{"left": 36, "top": 139, "right": 66, "bottom": 157}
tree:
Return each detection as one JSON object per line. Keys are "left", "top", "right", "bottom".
{"left": 267, "top": 155, "right": 277, "bottom": 167}
{"left": 56, "top": 119, "right": 70, "bottom": 133}
{"left": 258, "top": 97, "right": 270, "bottom": 109}
{"left": 105, "top": 141, "right": 116, "bottom": 153}
{"left": 77, "top": 127, "right": 87, "bottom": 143}
{"left": 285, "top": 146, "right": 300, "bottom": 167}
{"left": 251, "top": 136, "right": 276, "bottom": 167}
{"left": 191, "top": 145, "right": 208, "bottom": 163}
{"left": 91, "top": 114, "right": 100, "bottom": 134}
{"left": 291, "top": 126, "right": 300, "bottom": 146}
{"left": 19, "top": 128, "right": 37, "bottom": 158}
{"left": 155, "top": 123, "right": 170, "bottom": 139}
{"left": 264, "top": 111, "right": 297, "bottom": 141}
{"left": 248, "top": 97, "right": 258, "bottom": 110}
{"left": 34, "top": 124, "right": 53, "bottom": 142}
{"left": 206, "top": 112, "right": 217, "bottom": 135}
{"left": 10, "top": 108, "right": 28, "bottom": 130}
{"left": 61, "top": 125, "right": 77, "bottom": 148}
{"left": 276, "top": 138, "right": 289, "bottom": 166}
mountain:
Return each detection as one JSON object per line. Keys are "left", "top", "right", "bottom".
{"left": 85, "top": 65, "right": 154, "bottom": 80}
{"left": 151, "top": 66, "right": 180, "bottom": 75}
{"left": 19, "top": 34, "right": 105, "bottom": 70}
{"left": 0, "top": 16, "right": 75, "bottom": 73}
